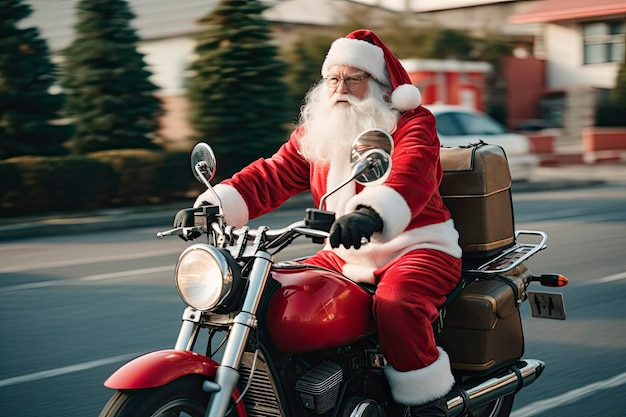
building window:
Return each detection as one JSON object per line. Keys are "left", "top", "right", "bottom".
{"left": 582, "top": 21, "right": 625, "bottom": 65}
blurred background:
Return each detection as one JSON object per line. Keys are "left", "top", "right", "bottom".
{"left": 1, "top": 2, "right": 625, "bottom": 417}
{"left": 1, "top": 0, "right": 625, "bottom": 217}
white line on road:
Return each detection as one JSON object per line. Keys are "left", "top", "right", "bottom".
{"left": 568, "top": 271, "right": 626, "bottom": 287}
{"left": 0, "top": 265, "right": 173, "bottom": 292}
{"left": 0, "top": 353, "right": 141, "bottom": 388}
{"left": 79, "top": 266, "right": 173, "bottom": 282}
{"left": 589, "top": 271, "right": 626, "bottom": 284}
{"left": 0, "top": 248, "right": 179, "bottom": 273}
{"left": 511, "top": 370, "right": 626, "bottom": 417}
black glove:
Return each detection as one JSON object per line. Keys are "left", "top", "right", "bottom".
{"left": 329, "top": 206, "right": 383, "bottom": 249}
{"left": 173, "top": 208, "right": 202, "bottom": 241}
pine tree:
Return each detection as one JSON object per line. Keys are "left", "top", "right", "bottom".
{"left": 283, "top": 30, "right": 334, "bottom": 122}
{"left": 186, "top": 0, "right": 289, "bottom": 176}
{"left": 61, "top": 0, "right": 162, "bottom": 153}
{"left": 0, "top": 0, "right": 69, "bottom": 158}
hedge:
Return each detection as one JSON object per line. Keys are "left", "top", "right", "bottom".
{"left": 0, "top": 149, "right": 197, "bottom": 217}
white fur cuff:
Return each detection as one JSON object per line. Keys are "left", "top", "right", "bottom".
{"left": 194, "top": 184, "right": 249, "bottom": 228}
{"left": 345, "top": 185, "right": 411, "bottom": 241}
{"left": 384, "top": 347, "right": 455, "bottom": 406}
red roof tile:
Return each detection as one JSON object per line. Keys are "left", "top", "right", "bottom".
{"left": 510, "top": 0, "right": 626, "bottom": 24}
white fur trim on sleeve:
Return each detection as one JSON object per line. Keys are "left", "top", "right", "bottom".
{"left": 193, "top": 184, "right": 249, "bottom": 228}
{"left": 384, "top": 347, "right": 455, "bottom": 406}
{"left": 345, "top": 185, "right": 410, "bottom": 241}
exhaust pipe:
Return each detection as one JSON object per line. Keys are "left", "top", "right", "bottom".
{"left": 446, "top": 359, "right": 545, "bottom": 417}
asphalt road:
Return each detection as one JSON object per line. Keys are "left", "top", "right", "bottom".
{"left": 0, "top": 163, "right": 625, "bottom": 417}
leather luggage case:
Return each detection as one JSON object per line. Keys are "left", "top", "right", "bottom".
{"left": 435, "top": 274, "right": 525, "bottom": 375}
{"left": 439, "top": 143, "right": 515, "bottom": 258}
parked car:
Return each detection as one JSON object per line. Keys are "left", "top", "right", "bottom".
{"left": 426, "top": 104, "right": 539, "bottom": 181}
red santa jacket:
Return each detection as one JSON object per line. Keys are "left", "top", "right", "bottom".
{"left": 209, "top": 106, "right": 461, "bottom": 283}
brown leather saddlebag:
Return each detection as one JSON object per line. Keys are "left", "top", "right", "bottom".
{"left": 439, "top": 143, "right": 515, "bottom": 258}
{"left": 436, "top": 270, "right": 528, "bottom": 375}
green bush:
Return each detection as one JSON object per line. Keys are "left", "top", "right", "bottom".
{"left": 0, "top": 162, "right": 22, "bottom": 214}
{"left": 88, "top": 149, "right": 193, "bottom": 206}
{"left": 0, "top": 155, "right": 115, "bottom": 216}
{"left": 0, "top": 149, "right": 194, "bottom": 217}
{"left": 594, "top": 102, "right": 626, "bottom": 127}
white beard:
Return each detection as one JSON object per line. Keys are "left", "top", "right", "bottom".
{"left": 297, "top": 80, "right": 399, "bottom": 212}
{"left": 297, "top": 80, "right": 399, "bottom": 168}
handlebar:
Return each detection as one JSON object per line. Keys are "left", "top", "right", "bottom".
{"left": 157, "top": 218, "right": 330, "bottom": 251}
{"left": 157, "top": 227, "right": 201, "bottom": 239}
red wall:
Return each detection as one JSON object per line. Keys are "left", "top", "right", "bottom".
{"left": 502, "top": 55, "right": 546, "bottom": 130}
{"left": 408, "top": 70, "right": 487, "bottom": 111}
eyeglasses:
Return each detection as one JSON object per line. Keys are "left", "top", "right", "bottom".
{"left": 324, "top": 74, "right": 370, "bottom": 88}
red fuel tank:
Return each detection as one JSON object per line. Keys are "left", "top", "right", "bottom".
{"left": 265, "top": 265, "right": 376, "bottom": 353}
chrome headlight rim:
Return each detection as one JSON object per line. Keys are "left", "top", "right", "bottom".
{"left": 175, "top": 244, "right": 239, "bottom": 311}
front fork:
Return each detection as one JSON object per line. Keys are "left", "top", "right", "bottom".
{"left": 174, "top": 308, "right": 203, "bottom": 351}
{"left": 174, "top": 252, "right": 274, "bottom": 417}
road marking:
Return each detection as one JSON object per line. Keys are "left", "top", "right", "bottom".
{"left": 0, "top": 248, "right": 180, "bottom": 273}
{"left": 574, "top": 271, "right": 626, "bottom": 286}
{"left": 0, "top": 353, "right": 141, "bottom": 388}
{"left": 0, "top": 265, "right": 173, "bottom": 292}
{"left": 79, "top": 266, "right": 173, "bottom": 282}
{"left": 511, "top": 370, "right": 626, "bottom": 417}
{"left": 594, "top": 271, "right": 626, "bottom": 284}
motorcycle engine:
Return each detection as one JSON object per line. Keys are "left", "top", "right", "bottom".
{"left": 295, "top": 361, "right": 343, "bottom": 414}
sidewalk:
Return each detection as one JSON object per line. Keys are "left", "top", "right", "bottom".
{"left": 0, "top": 201, "right": 185, "bottom": 242}
{"left": 1, "top": 162, "right": 625, "bottom": 242}
{"left": 0, "top": 192, "right": 314, "bottom": 242}
{"left": 509, "top": 161, "right": 626, "bottom": 195}
{"left": 535, "top": 142, "right": 626, "bottom": 166}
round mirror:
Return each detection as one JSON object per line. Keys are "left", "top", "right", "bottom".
{"left": 351, "top": 129, "right": 394, "bottom": 185}
{"left": 191, "top": 143, "right": 217, "bottom": 184}
{"left": 351, "top": 128, "right": 393, "bottom": 160}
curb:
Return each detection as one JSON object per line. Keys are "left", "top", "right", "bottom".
{"left": 0, "top": 209, "right": 175, "bottom": 242}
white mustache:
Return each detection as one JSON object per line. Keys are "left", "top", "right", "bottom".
{"left": 332, "top": 94, "right": 356, "bottom": 104}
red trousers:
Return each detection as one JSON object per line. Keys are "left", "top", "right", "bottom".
{"left": 304, "top": 248, "right": 462, "bottom": 371}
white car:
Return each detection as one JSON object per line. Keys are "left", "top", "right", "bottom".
{"left": 427, "top": 104, "right": 539, "bottom": 181}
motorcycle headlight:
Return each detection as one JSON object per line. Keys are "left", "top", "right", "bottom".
{"left": 175, "top": 244, "right": 236, "bottom": 311}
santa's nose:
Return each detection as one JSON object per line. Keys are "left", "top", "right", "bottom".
{"left": 336, "top": 79, "right": 351, "bottom": 93}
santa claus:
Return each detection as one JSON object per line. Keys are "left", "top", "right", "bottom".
{"left": 192, "top": 29, "right": 462, "bottom": 417}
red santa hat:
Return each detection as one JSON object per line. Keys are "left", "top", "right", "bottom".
{"left": 321, "top": 29, "right": 421, "bottom": 112}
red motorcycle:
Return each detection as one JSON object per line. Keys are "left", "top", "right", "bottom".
{"left": 98, "top": 129, "right": 568, "bottom": 417}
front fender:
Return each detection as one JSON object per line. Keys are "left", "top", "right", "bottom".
{"left": 104, "top": 349, "right": 219, "bottom": 389}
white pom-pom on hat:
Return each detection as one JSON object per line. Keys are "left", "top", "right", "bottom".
{"left": 391, "top": 83, "right": 422, "bottom": 112}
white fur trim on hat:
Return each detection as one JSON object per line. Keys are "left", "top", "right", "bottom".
{"left": 384, "top": 347, "right": 455, "bottom": 406}
{"left": 321, "top": 38, "right": 389, "bottom": 86}
{"left": 392, "top": 83, "right": 422, "bottom": 112}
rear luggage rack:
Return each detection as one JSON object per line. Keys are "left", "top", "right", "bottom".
{"left": 464, "top": 230, "right": 547, "bottom": 274}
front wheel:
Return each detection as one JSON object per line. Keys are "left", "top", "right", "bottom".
{"left": 465, "top": 394, "right": 514, "bottom": 417}
{"left": 99, "top": 375, "right": 214, "bottom": 417}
